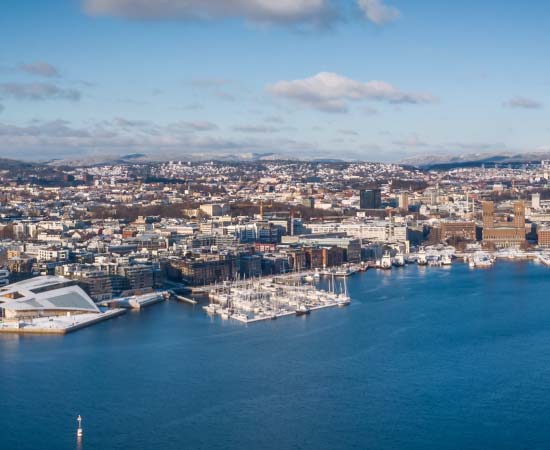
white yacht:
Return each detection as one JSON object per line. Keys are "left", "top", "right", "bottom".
{"left": 471, "top": 251, "right": 494, "bottom": 268}
{"left": 417, "top": 249, "right": 428, "bottom": 266}
{"left": 441, "top": 254, "right": 452, "bottom": 265}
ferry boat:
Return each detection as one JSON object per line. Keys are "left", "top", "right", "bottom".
{"left": 392, "top": 252, "right": 405, "bottom": 267}
{"left": 380, "top": 252, "right": 392, "bottom": 270}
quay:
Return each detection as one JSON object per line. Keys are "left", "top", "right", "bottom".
{"left": 0, "top": 308, "right": 127, "bottom": 335}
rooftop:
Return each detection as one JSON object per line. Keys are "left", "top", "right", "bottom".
{"left": 0, "top": 275, "right": 99, "bottom": 315}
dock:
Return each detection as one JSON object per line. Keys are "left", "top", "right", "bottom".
{"left": 174, "top": 295, "right": 198, "bottom": 305}
{"left": 98, "top": 292, "right": 167, "bottom": 310}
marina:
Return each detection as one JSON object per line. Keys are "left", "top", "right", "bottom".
{"left": 204, "top": 274, "right": 350, "bottom": 324}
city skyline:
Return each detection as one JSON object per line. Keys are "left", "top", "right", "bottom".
{"left": 1, "top": 0, "right": 550, "bottom": 161}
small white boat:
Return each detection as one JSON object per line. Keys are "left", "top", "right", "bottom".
{"left": 337, "top": 297, "right": 351, "bottom": 307}
{"left": 441, "top": 254, "right": 452, "bottom": 265}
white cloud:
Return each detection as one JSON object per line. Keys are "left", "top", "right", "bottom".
{"left": 504, "top": 97, "right": 543, "bottom": 109}
{"left": 357, "top": 0, "right": 400, "bottom": 24}
{"left": 233, "top": 125, "right": 282, "bottom": 133}
{"left": 268, "top": 72, "right": 435, "bottom": 112}
{"left": 83, "top": 0, "right": 335, "bottom": 26}
{"left": 83, "top": 0, "right": 406, "bottom": 26}
{"left": 18, "top": 61, "right": 60, "bottom": 78}
{"left": 0, "top": 83, "right": 80, "bottom": 101}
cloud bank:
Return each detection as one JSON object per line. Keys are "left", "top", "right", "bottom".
{"left": 268, "top": 72, "right": 435, "bottom": 112}
{"left": 83, "top": 0, "right": 335, "bottom": 26}
{"left": 83, "top": 0, "right": 400, "bottom": 26}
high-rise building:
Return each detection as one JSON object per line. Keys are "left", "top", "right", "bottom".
{"left": 359, "top": 189, "right": 382, "bottom": 209}
{"left": 398, "top": 192, "right": 409, "bottom": 210}
{"left": 482, "top": 201, "right": 495, "bottom": 229}
{"left": 513, "top": 201, "right": 525, "bottom": 229}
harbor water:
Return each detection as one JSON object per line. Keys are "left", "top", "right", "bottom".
{"left": 3, "top": 261, "right": 550, "bottom": 450}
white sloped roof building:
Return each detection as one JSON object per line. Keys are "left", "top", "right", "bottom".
{"left": 0, "top": 276, "right": 100, "bottom": 319}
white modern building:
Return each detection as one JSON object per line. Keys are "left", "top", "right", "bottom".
{"left": 0, "top": 276, "right": 100, "bottom": 320}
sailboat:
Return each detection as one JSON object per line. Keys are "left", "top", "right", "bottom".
{"left": 337, "top": 278, "right": 351, "bottom": 307}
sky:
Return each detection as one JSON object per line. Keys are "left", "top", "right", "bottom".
{"left": 1, "top": 0, "right": 550, "bottom": 162}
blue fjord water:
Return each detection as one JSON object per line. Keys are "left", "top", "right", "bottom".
{"left": 2, "top": 261, "right": 550, "bottom": 450}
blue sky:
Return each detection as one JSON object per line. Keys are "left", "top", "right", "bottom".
{"left": 1, "top": 0, "right": 549, "bottom": 162}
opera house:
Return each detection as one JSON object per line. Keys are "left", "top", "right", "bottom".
{"left": 0, "top": 275, "right": 100, "bottom": 320}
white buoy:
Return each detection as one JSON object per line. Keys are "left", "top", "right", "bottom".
{"left": 77, "top": 415, "right": 83, "bottom": 437}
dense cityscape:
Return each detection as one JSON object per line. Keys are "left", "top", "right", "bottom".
{"left": 2, "top": 158, "right": 550, "bottom": 331}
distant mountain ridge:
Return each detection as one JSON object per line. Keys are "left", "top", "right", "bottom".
{"left": 400, "top": 152, "right": 550, "bottom": 169}
{"left": 44, "top": 151, "right": 304, "bottom": 166}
